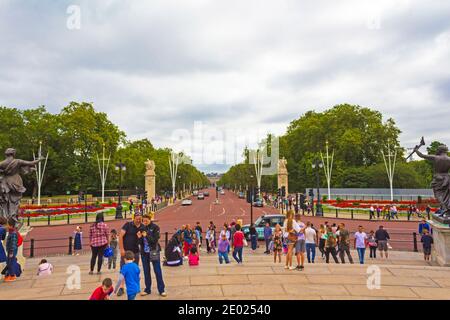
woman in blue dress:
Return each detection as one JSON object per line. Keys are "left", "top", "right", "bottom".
{"left": 0, "top": 217, "right": 7, "bottom": 265}
{"left": 73, "top": 226, "right": 83, "bottom": 255}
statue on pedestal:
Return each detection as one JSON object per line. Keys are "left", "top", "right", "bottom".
{"left": 413, "top": 141, "right": 450, "bottom": 218}
{"left": 277, "top": 157, "right": 289, "bottom": 195}
{"left": 145, "top": 159, "right": 156, "bottom": 204}
{"left": 0, "top": 148, "right": 43, "bottom": 221}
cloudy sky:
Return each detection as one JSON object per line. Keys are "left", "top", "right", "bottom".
{"left": 1, "top": 0, "right": 449, "bottom": 172}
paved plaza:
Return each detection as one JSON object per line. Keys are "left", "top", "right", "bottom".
{"left": 1, "top": 247, "right": 450, "bottom": 300}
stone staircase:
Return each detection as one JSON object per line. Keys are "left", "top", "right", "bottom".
{"left": 1, "top": 247, "right": 449, "bottom": 300}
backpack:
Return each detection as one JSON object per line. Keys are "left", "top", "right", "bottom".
{"left": 17, "top": 232, "right": 23, "bottom": 247}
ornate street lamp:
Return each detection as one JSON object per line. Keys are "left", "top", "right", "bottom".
{"left": 115, "top": 161, "right": 126, "bottom": 219}
{"left": 312, "top": 159, "right": 324, "bottom": 215}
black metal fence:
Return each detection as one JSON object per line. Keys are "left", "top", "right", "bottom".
{"left": 23, "top": 230, "right": 422, "bottom": 259}
{"left": 19, "top": 202, "right": 168, "bottom": 227}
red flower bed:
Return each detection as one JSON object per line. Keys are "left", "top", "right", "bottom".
{"left": 19, "top": 203, "right": 117, "bottom": 217}
{"left": 324, "top": 199, "right": 438, "bottom": 212}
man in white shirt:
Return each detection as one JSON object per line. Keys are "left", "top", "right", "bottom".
{"left": 354, "top": 225, "right": 368, "bottom": 264}
{"left": 304, "top": 222, "right": 317, "bottom": 263}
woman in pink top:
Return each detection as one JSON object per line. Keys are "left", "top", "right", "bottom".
{"left": 188, "top": 246, "right": 199, "bottom": 266}
{"left": 89, "top": 213, "right": 109, "bottom": 275}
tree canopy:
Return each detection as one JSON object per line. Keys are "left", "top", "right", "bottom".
{"left": 219, "top": 104, "right": 434, "bottom": 192}
{"left": 0, "top": 103, "right": 209, "bottom": 196}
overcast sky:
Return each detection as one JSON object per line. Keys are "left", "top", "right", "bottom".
{"left": 1, "top": 0, "right": 449, "bottom": 172}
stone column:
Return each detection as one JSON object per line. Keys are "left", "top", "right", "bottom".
{"left": 144, "top": 159, "right": 156, "bottom": 204}
{"left": 429, "top": 220, "right": 450, "bottom": 267}
{"left": 277, "top": 157, "right": 288, "bottom": 195}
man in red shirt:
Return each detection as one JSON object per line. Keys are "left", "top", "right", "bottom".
{"left": 90, "top": 278, "right": 114, "bottom": 300}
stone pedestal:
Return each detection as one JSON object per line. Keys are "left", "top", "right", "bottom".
{"left": 429, "top": 220, "right": 450, "bottom": 267}
{"left": 144, "top": 160, "right": 156, "bottom": 205}
{"left": 277, "top": 158, "right": 288, "bottom": 195}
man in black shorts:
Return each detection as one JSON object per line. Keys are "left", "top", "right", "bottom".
{"left": 117, "top": 214, "right": 143, "bottom": 296}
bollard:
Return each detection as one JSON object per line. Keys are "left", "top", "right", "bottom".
{"left": 165, "top": 232, "right": 169, "bottom": 248}
{"left": 85, "top": 211, "right": 88, "bottom": 223}
{"left": 407, "top": 213, "right": 411, "bottom": 221}
{"left": 67, "top": 213, "right": 70, "bottom": 224}
{"left": 427, "top": 212, "right": 431, "bottom": 220}
{"left": 30, "top": 239, "right": 35, "bottom": 258}
{"left": 27, "top": 216, "right": 30, "bottom": 227}
{"left": 68, "top": 236, "right": 73, "bottom": 255}
{"left": 335, "top": 208, "right": 338, "bottom": 218}
{"left": 124, "top": 210, "right": 127, "bottom": 219}
{"left": 48, "top": 214, "right": 51, "bottom": 226}
{"left": 351, "top": 209, "right": 354, "bottom": 220}
{"left": 413, "top": 232, "right": 418, "bottom": 252}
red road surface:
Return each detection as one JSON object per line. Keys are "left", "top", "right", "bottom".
{"left": 24, "top": 188, "right": 422, "bottom": 257}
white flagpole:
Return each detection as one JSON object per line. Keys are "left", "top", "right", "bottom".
{"left": 320, "top": 141, "right": 334, "bottom": 201}
{"left": 97, "top": 144, "right": 111, "bottom": 203}
{"left": 34, "top": 141, "right": 48, "bottom": 206}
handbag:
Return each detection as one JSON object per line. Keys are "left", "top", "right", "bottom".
{"left": 149, "top": 250, "right": 160, "bottom": 262}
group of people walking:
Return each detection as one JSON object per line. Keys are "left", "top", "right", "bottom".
{"left": 164, "top": 220, "right": 249, "bottom": 267}
{"left": 274, "top": 210, "right": 395, "bottom": 269}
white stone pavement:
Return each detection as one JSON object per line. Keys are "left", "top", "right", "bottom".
{"left": 1, "top": 248, "right": 450, "bottom": 300}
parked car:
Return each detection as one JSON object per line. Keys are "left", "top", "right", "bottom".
{"left": 220, "top": 190, "right": 225, "bottom": 195}
{"left": 204, "top": 191, "right": 210, "bottom": 197}
{"left": 197, "top": 193, "right": 205, "bottom": 200}
{"left": 238, "top": 192, "right": 245, "bottom": 199}
{"left": 241, "top": 214, "right": 286, "bottom": 240}
{"left": 253, "top": 198, "right": 264, "bottom": 207}
{"left": 181, "top": 198, "right": 193, "bottom": 206}
{"left": 193, "top": 190, "right": 199, "bottom": 196}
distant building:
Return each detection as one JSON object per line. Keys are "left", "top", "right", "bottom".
{"left": 206, "top": 173, "right": 222, "bottom": 186}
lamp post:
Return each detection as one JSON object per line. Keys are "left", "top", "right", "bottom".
{"left": 96, "top": 143, "right": 111, "bottom": 204}
{"left": 169, "top": 152, "right": 180, "bottom": 203}
{"left": 250, "top": 174, "right": 255, "bottom": 224}
{"left": 312, "top": 159, "right": 324, "bottom": 216}
{"left": 115, "top": 161, "right": 126, "bottom": 219}
{"left": 33, "top": 141, "right": 49, "bottom": 206}
{"left": 382, "top": 141, "right": 398, "bottom": 201}
{"left": 320, "top": 141, "right": 334, "bottom": 201}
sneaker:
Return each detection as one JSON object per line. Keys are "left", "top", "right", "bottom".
{"left": 88, "top": 271, "right": 94, "bottom": 275}
{"left": 284, "top": 265, "right": 289, "bottom": 269}
{"left": 140, "top": 291, "right": 150, "bottom": 296}
{"left": 117, "top": 288, "right": 125, "bottom": 297}
{"left": 4, "top": 275, "right": 16, "bottom": 282}
{"left": 295, "top": 265, "right": 301, "bottom": 270}
{"left": 160, "top": 292, "right": 167, "bottom": 297}
{"left": 289, "top": 266, "right": 295, "bottom": 270}
{"left": 299, "top": 265, "right": 304, "bottom": 271}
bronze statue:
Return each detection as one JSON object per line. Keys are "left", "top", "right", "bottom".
{"left": 0, "top": 148, "right": 42, "bottom": 221}
{"left": 414, "top": 141, "right": 450, "bottom": 217}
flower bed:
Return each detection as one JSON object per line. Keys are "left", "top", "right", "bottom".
{"left": 324, "top": 199, "right": 438, "bottom": 212}
{"left": 19, "top": 203, "right": 117, "bottom": 217}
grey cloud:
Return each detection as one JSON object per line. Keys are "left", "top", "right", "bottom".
{"left": 1, "top": 0, "right": 450, "bottom": 172}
